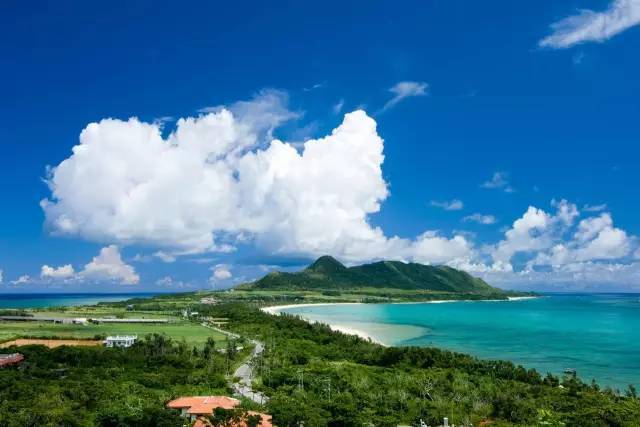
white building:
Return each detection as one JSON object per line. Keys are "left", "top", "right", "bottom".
{"left": 105, "top": 335, "right": 137, "bottom": 348}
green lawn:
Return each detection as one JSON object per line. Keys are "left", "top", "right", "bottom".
{"left": 0, "top": 320, "right": 228, "bottom": 347}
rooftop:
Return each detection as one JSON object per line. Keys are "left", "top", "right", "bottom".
{"left": 167, "top": 396, "right": 240, "bottom": 413}
{"left": 0, "top": 353, "right": 24, "bottom": 367}
{"left": 105, "top": 335, "right": 137, "bottom": 341}
{"left": 167, "top": 396, "right": 272, "bottom": 426}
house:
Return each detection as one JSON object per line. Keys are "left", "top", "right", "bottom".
{"left": 0, "top": 353, "right": 24, "bottom": 368}
{"left": 182, "top": 310, "right": 200, "bottom": 318}
{"left": 104, "top": 335, "right": 137, "bottom": 348}
{"left": 167, "top": 396, "right": 272, "bottom": 427}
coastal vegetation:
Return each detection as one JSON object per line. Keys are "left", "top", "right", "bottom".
{"left": 1, "top": 292, "right": 639, "bottom": 426}
{"left": 205, "top": 303, "right": 640, "bottom": 426}
{"left": 0, "top": 333, "right": 251, "bottom": 426}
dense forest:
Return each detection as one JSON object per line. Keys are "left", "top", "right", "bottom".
{"left": 207, "top": 303, "right": 640, "bottom": 427}
{"left": 2, "top": 300, "right": 639, "bottom": 426}
{"left": 0, "top": 334, "right": 250, "bottom": 426}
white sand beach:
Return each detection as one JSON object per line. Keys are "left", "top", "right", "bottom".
{"left": 260, "top": 303, "right": 390, "bottom": 344}
{"left": 324, "top": 324, "right": 387, "bottom": 345}
{"left": 507, "top": 296, "right": 538, "bottom": 301}
{"left": 260, "top": 302, "right": 363, "bottom": 315}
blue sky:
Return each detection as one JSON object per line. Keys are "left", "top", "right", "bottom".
{"left": 1, "top": 0, "right": 639, "bottom": 292}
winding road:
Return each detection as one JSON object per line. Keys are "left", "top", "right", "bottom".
{"left": 232, "top": 339, "right": 268, "bottom": 404}
{"left": 202, "top": 322, "right": 267, "bottom": 404}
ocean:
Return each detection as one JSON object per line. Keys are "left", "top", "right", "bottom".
{"left": 0, "top": 293, "right": 158, "bottom": 309}
{"left": 279, "top": 293, "right": 640, "bottom": 389}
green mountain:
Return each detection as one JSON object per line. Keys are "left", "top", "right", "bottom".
{"left": 250, "top": 255, "right": 501, "bottom": 294}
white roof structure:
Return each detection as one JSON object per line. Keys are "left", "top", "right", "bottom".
{"left": 104, "top": 335, "right": 138, "bottom": 348}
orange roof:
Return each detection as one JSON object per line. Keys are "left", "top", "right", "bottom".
{"left": 167, "top": 396, "right": 240, "bottom": 412}
{"left": 167, "top": 396, "right": 271, "bottom": 426}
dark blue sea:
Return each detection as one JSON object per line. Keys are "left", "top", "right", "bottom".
{"left": 0, "top": 293, "right": 159, "bottom": 309}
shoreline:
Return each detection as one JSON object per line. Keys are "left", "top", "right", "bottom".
{"left": 260, "top": 295, "right": 539, "bottom": 314}
{"left": 260, "top": 296, "right": 539, "bottom": 345}
{"left": 325, "top": 324, "right": 388, "bottom": 346}
{"left": 260, "top": 303, "right": 388, "bottom": 345}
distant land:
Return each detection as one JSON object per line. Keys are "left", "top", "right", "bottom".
{"left": 242, "top": 255, "right": 527, "bottom": 300}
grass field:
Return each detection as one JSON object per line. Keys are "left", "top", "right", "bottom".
{"left": 0, "top": 320, "right": 228, "bottom": 347}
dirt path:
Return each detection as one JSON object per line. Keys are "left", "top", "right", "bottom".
{"left": 0, "top": 339, "right": 102, "bottom": 348}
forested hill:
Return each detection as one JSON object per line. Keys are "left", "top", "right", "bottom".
{"left": 248, "top": 255, "right": 502, "bottom": 294}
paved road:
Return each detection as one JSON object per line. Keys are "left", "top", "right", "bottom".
{"left": 232, "top": 340, "right": 268, "bottom": 404}
{"left": 201, "top": 322, "right": 267, "bottom": 404}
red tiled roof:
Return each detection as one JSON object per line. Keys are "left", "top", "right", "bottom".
{"left": 167, "top": 396, "right": 271, "bottom": 427}
{"left": 0, "top": 353, "right": 24, "bottom": 367}
{"left": 167, "top": 396, "right": 240, "bottom": 412}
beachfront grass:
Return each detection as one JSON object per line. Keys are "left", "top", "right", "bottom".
{"left": 0, "top": 320, "right": 227, "bottom": 347}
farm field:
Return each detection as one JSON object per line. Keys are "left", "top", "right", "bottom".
{"left": 0, "top": 319, "right": 227, "bottom": 347}
{"left": 32, "top": 307, "right": 175, "bottom": 319}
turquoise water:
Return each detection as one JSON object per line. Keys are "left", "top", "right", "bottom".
{"left": 280, "top": 294, "right": 640, "bottom": 388}
{"left": 0, "top": 293, "right": 158, "bottom": 309}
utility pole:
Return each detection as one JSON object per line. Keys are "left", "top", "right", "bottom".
{"left": 323, "top": 378, "right": 331, "bottom": 401}
{"left": 297, "top": 369, "right": 304, "bottom": 390}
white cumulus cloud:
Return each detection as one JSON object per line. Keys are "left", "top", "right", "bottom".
{"left": 492, "top": 206, "right": 554, "bottom": 263}
{"left": 38, "top": 91, "right": 640, "bottom": 289}
{"left": 540, "top": 0, "right": 640, "bottom": 48}
{"left": 153, "top": 251, "right": 176, "bottom": 263}
{"left": 42, "top": 92, "right": 472, "bottom": 265}
{"left": 81, "top": 245, "right": 139, "bottom": 285}
{"left": 482, "top": 201, "right": 637, "bottom": 289}
{"left": 583, "top": 203, "right": 608, "bottom": 212}
{"left": 463, "top": 213, "right": 497, "bottom": 225}
{"left": 41, "top": 264, "right": 76, "bottom": 279}
{"left": 211, "top": 264, "right": 233, "bottom": 281}
{"left": 11, "top": 275, "right": 31, "bottom": 285}
{"left": 411, "top": 232, "right": 473, "bottom": 265}
{"left": 431, "top": 199, "right": 464, "bottom": 211}
{"left": 481, "top": 171, "right": 514, "bottom": 193}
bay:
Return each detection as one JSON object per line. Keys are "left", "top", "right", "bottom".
{"left": 279, "top": 293, "right": 640, "bottom": 389}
